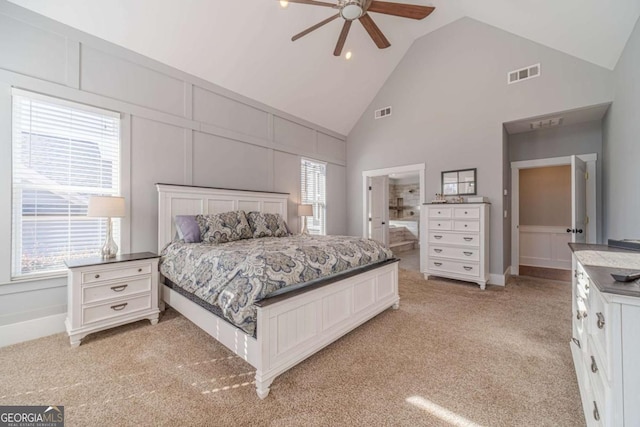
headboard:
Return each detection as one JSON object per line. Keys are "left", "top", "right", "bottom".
{"left": 156, "top": 184, "right": 289, "bottom": 252}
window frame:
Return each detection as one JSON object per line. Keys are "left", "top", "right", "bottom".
{"left": 300, "top": 157, "right": 327, "bottom": 236}
{"left": 10, "top": 89, "right": 124, "bottom": 281}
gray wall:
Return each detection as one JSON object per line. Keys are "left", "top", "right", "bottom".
{"left": 509, "top": 120, "right": 604, "bottom": 243}
{"left": 0, "top": 1, "right": 347, "bottom": 327}
{"left": 603, "top": 18, "right": 640, "bottom": 241}
{"left": 347, "top": 17, "right": 613, "bottom": 278}
{"left": 519, "top": 166, "right": 571, "bottom": 226}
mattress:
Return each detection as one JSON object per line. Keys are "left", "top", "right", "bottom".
{"left": 160, "top": 234, "right": 393, "bottom": 335}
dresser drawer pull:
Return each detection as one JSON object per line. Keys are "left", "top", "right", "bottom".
{"left": 95, "top": 274, "right": 100, "bottom": 279}
{"left": 464, "top": 211, "right": 468, "bottom": 214}
{"left": 110, "top": 284, "right": 129, "bottom": 292}
{"left": 571, "top": 337, "right": 581, "bottom": 349}
{"left": 596, "top": 312, "right": 605, "bottom": 329}
{"left": 110, "top": 303, "right": 128, "bottom": 311}
{"left": 577, "top": 310, "right": 587, "bottom": 320}
{"left": 463, "top": 251, "right": 473, "bottom": 256}
{"left": 438, "top": 223, "right": 441, "bottom": 226}
{"left": 434, "top": 249, "right": 443, "bottom": 253}
{"left": 593, "top": 402, "right": 600, "bottom": 421}
{"left": 590, "top": 356, "right": 598, "bottom": 373}
{"left": 463, "top": 237, "right": 473, "bottom": 242}
{"left": 138, "top": 268, "right": 143, "bottom": 272}
{"left": 463, "top": 266, "right": 473, "bottom": 271}
{"left": 434, "top": 262, "right": 443, "bottom": 267}
{"left": 464, "top": 224, "right": 468, "bottom": 227}
{"left": 434, "top": 235, "right": 443, "bottom": 239}
{"left": 438, "top": 211, "right": 441, "bottom": 214}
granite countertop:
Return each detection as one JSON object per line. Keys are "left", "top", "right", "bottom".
{"left": 569, "top": 243, "right": 640, "bottom": 298}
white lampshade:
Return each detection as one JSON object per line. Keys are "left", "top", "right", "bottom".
{"left": 298, "top": 204, "right": 313, "bottom": 217}
{"left": 87, "top": 196, "right": 125, "bottom": 218}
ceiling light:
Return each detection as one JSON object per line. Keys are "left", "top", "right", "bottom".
{"left": 279, "top": 0, "right": 289, "bottom": 8}
{"left": 345, "top": 51, "right": 353, "bottom": 60}
{"left": 340, "top": 1, "right": 364, "bottom": 20}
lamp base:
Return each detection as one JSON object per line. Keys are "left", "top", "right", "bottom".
{"left": 101, "top": 217, "right": 119, "bottom": 258}
{"left": 301, "top": 216, "right": 309, "bottom": 235}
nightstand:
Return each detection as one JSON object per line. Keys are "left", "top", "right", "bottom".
{"left": 64, "top": 252, "right": 160, "bottom": 347}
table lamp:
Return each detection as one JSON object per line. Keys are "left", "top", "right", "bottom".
{"left": 298, "top": 204, "right": 314, "bottom": 234}
{"left": 88, "top": 196, "right": 125, "bottom": 258}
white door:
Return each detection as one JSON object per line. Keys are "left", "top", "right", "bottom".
{"left": 571, "top": 155, "right": 587, "bottom": 244}
{"left": 368, "top": 176, "right": 389, "bottom": 246}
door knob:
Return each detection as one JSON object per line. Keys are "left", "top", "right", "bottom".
{"left": 577, "top": 229, "right": 583, "bottom": 234}
{"left": 566, "top": 228, "right": 572, "bottom": 233}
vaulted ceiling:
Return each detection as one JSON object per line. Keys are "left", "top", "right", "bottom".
{"left": 9, "top": 0, "right": 640, "bottom": 135}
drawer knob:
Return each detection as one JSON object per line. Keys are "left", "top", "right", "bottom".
{"left": 463, "top": 266, "right": 473, "bottom": 271}
{"left": 434, "top": 235, "right": 443, "bottom": 240}
{"left": 596, "top": 312, "right": 605, "bottom": 329}
{"left": 434, "top": 249, "right": 443, "bottom": 253}
{"left": 110, "top": 284, "right": 128, "bottom": 292}
{"left": 593, "top": 402, "right": 599, "bottom": 421}
{"left": 463, "top": 252, "right": 473, "bottom": 256}
{"left": 438, "top": 211, "right": 441, "bottom": 214}
{"left": 110, "top": 302, "right": 128, "bottom": 311}
{"left": 138, "top": 268, "right": 143, "bottom": 272}
{"left": 464, "top": 224, "right": 468, "bottom": 227}
{"left": 434, "top": 262, "right": 442, "bottom": 267}
{"left": 463, "top": 237, "right": 473, "bottom": 242}
{"left": 590, "top": 356, "right": 598, "bottom": 373}
{"left": 464, "top": 211, "right": 468, "bottom": 214}
{"left": 577, "top": 310, "right": 587, "bottom": 320}
{"left": 94, "top": 274, "right": 100, "bottom": 279}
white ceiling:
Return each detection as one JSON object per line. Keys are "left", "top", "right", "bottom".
{"left": 9, "top": 0, "right": 640, "bottom": 135}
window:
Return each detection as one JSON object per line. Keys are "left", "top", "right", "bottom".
{"left": 300, "top": 158, "right": 326, "bottom": 235}
{"left": 11, "top": 90, "right": 121, "bottom": 278}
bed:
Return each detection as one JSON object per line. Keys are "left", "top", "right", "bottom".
{"left": 156, "top": 184, "right": 400, "bottom": 398}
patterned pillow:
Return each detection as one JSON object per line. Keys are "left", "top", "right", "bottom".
{"left": 196, "top": 211, "right": 253, "bottom": 244}
{"left": 246, "top": 211, "right": 289, "bottom": 238}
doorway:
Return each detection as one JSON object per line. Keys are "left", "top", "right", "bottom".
{"left": 511, "top": 154, "right": 596, "bottom": 278}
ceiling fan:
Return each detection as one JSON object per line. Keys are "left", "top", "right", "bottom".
{"left": 281, "top": 0, "right": 436, "bottom": 56}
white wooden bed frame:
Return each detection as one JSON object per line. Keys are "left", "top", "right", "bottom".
{"left": 157, "top": 184, "right": 399, "bottom": 399}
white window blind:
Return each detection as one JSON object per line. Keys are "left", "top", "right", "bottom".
{"left": 11, "top": 91, "right": 121, "bottom": 278}
{"left": 300, "top": 158, "right": 326, "bottom": 235}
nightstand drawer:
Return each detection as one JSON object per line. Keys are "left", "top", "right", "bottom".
{"left": 81, "top": 262, "right": 153, "bottom": 284}
{"left": 453, "top": 220, "right": 479, "bottom": 232}
{"left": 82, "top": 277, "right": 152, "bottom": 304}
{"left": 588, "top": 287, "right": 612, "bottom": 380}
{"left": 453, "top": 207, "right": 480, "bottom": 219}
{"left": 82, "top": 294, "right": 152, "bottom": 325}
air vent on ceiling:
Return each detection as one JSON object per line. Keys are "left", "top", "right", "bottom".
{"left": 530, "top": 116, "right": 564, "bottom": 130}
{"left": 374, "top": 106, "right": 392, "bottom": 120}
{"left": 508, "top": 63, "right": 540, "bottom": 85}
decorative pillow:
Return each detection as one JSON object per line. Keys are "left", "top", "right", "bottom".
{"left": 196, "top": 211, "right": 252, "bottom": 244}
{"left": 246, "top": 211, "right": 289, "bottom": 238}
{"left": 174, "top": 215, "right": 201, "bottom": 243}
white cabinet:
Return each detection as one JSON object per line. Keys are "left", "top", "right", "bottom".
{"left": 65, "top": 253, "right": 160, "bottom": 347}
{"left": 421, "top": 203, "right": 490, "bottom": 289}
{"left": 571, "top": 254, "right": 640, "bottom": 426}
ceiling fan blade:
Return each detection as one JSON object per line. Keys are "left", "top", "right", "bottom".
{"left": 359, "top": 13, "right": 390, "bottom": 49}
{"left": 283, "top": 0, "right": 338, "bottom": 8}
{"left": 292, "top": 14, "right": 340, "bottom": 41}
{"left": 367, "top": 1, "right": 435, "bottom": 20}
{"left": 334, "top": 20, "right": 352, "bottom": 57}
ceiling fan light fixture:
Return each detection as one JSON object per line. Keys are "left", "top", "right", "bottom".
{"left": 340, "top": 1, "right": 364, "bottom": 21}
{"left": 345, "top": 51, "right": 353, "bottom": 60}
{"left": 279, "top": 0, "right": 289, "bottom": 8}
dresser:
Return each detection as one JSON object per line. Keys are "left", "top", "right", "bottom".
{"left": 420, "top": 203, "right": 490, "bottom": 289}
{"left": 570, "top": 243, "right": 640, "bottom": 426}
{"left": 65, "top": 252, "right": 160, "bottom": 347}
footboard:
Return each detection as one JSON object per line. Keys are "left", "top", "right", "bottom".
{"left": 253, "top": 260, "right": 399, "bottom": 398}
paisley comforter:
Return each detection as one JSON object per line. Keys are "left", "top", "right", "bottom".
{"left": 160, "top": 235, "right": 393, "bottom": 335}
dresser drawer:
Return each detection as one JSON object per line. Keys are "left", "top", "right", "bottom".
{"left": 81, "top": 262, "right": 153, "bottom": 285}
{"left": 453, "top": 207, "right": 480, "bottom": 219}
{"left": 429, "top": 220, "right": 452, "bottom": 231}
{"left": 429, "top": 246, "right": 479, "bottom": 262}
{"left": 588, "top": 287, "right": 612, "bottom": 380}
{"left": 82, "top": 294, "right": 152, "bottom": 325}
{"left": 429, "top": 232, "right": 479, "bottom": 247}
{"left": 428, "top": 259, "right": 480, "bottom": 278}
{"left": 453, "top": 220, "right": 479, "bottom": 232}
{"left": 82, "top": 277, "right": 152, "bottom": 304}
{"left": 428, "top": 207, "right": 452, "bottom": 218}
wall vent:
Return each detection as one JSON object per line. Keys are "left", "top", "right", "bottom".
{"left": 374, "top": 106, "right": 392, "bottom": 119}
{"left": 507, "top": 63, "right": 540, "bottom": 85}
{"left": 530, "top": 116, "right": 564, "bottom": 130}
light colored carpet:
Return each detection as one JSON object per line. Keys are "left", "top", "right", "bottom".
{"left": 0, "top": 270, "right": 584, "bottom": 426}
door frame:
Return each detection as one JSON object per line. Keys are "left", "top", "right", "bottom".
{"left": 510, "top": 154, "right": 597, "bottom": 275}
{"left": 362, "top": 163, "right": 426, "bottom": 239}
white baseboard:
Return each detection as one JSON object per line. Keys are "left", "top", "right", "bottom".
{"left": 0, "top": 313, "right": 66, "bottom": 348}
{"left": 489, "top": 266, "right": 511, "bottom": 287}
